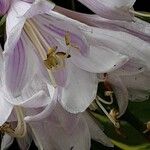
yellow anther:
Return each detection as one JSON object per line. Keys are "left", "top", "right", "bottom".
{"left": 65, "top": 31, "right": 71, "bottom": 47}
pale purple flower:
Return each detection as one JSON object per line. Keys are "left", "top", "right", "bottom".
{"left": 0, "top": 45, "right": 54, "bottom": 126}
{"left": 55, "top": 6, "right": 150, "bottom": 43}
{"left": 23, "top": 104, "right": 113, "bottom": 149}
{"left": 55, "top": 6, "right": 150, "bottom": 117}
{"left": 4, "top": 0, "right": 128, "bottom": 115}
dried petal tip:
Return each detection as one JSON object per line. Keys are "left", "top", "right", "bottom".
{"left": 0, "top": 0, "right": 11, "bottom": 15}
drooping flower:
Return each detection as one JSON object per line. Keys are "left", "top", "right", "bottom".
{"left": 55, "top": 5, "right": 150, "bottom": 117}
{"left": 4, "top": 0, "right": 129, "bottom": 115}
{"left": 1, "top": 102, "right": 113, "bottom": 150}
{"left": 0, "top": 44, "right": 55, "bottom": 133}
{"left": 55, "top": 5, "right": 150, "bottom": 43}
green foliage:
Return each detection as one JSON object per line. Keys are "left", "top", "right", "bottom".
{"left": 91, "top": 100, "right": 150, "bottom": 150}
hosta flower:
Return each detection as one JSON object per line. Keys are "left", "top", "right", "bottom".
{"left": 55, "top": 6, "right": 150, "bottom": 44}
{"left": 4, "top": 0, "right": 129, "bottom": 115}
{"left": 0, "top": 43, "right": 55, "bottom": 135}
{"left": 55, "top": 5, "right": 150, "bottom": 117}
{"left": 2, "top": 103, "right": 113, "bottom": 150}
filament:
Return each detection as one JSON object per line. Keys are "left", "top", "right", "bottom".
{"left": 130, "top": 10, "right": 150, "bottom": 18}
{"left": 96, "top": 95, "right": 113, "bottom": 105}
{"left": 0, "top": 106, "right": 27, "bottom": 138}
{"left": 24, "top": 21, "right": 57, "bottom": 87}
{"left": 96, "top": 97, "right": 120, "bottom": 128}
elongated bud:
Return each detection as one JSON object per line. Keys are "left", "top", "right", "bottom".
{"left": 0, "top": 0, "right": 11, "bottom": 15}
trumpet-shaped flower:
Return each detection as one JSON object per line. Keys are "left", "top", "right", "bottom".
{"left": 3, "top": 103, "right": 113, "bottom": 150}
{"left": 4, "top": 0, "right": 129, "bottom": 115}
{"left": 0, "top": 44, "right": 55, "bottom": 129}
{"left": 55, "top": 6, "right": 150, "bottom": 44}
{"left": 55, "top": 6, "right": 150, "bottom": 117}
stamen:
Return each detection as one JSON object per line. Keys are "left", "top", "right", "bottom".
{"left": 65, "top": 31, "right": 71, "bottom": 47}
{"left": 65, "top": 31, "right": 80, "bottom": 51}
{"left": 130, "top": 10, "right": 150, "bottom": 18}
{"left": 97, "top": 95, "right": 113, "bottom": 105}
{"left": 0, "top": 107, "right": 27, "bottom": 138}
{"left": 143, "top": 121, "right": 150, "bottom": 134}
{"left": 89, "top": 100, "right": 98, "bottom": 111}
{"left": 96, "top": 97, "right": 120, "bottom": 128}
{"left": 24, "top": 21, "right": 57, "bottom": 87}
{"left": 24, "top": 21, "right": 47, "bottom": 59}
{"left": 100, "top": 73, "right": 114, "bottom": 105}
{"left": 44, "top": 31, "right": 73, "bottom": 71}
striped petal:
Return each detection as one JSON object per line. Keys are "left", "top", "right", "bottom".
{"left": 60, "top": 62, "right": 98, "bottom": 113}
{"left": 0, "top": 95, "right": 13, "bottom": 126}
{"left": 55, "top": 6, "right": 150, "bottom": 43}
{"left": 108, "top": 75, "right": 128, "bottom": 117}
{"left": 1, "top": 134, "right": 14, "bottom": 150}
{"left": 0, "top": 0, "right": 11, "bottom": 15}
{"left": 4, "top": 35, "right": 37, "bottom": 97}
{"left": 77, "top": 0, "right": 135, "bottom": 21}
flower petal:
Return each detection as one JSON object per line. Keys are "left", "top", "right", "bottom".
{"left": 0, "top": 0, "right": 11, "bottom": 15}
{"left": 4, "top": 34, "right": 37, "bottom": 97}
{"left": 19, "top": 91, "right": 50, "bottom": 108}
{"left": 70, "top": 46, "right": 128, "bottom": 73}
{"left": 34, "top": 12, "right": 89, "bottom": 55}
{"left": 5, "top": 0, "right": 55, "bottom": 54}
{"left": 24, "top": 85, "right": 57, "bottom": 122}
{"left": 112, "top": 58, "right": 146, "bottom": 76}
{"left": 17, "top": 130, "right": 32, "bottom": 150}
{"left": 121, "top": 72, "right": 150, "bottom": 101}
{"left": 82, "top": 26, "right": 150, "bottom": 70}
{"left": 0, "top": 45, "right": 3, "bottom": 83}
{"left": 1, "top": 134, "right": 14, "bottom": 150}
{"left": 60, "top": 62, "right": 98, "bottom": 113}
{"left": 29, "top": 115, "right": 91, "bottom": 150}
{"left": 55, "top": 6, "right": 150, "bottom": 44}
{"left": 77, "top": 0, "right": 135, "bottom": 21}
{"left": 0, "top": 96, "right": 13, "bottom": 126}
{"left": 108, "top": 75, "right": 128, "bottom": 117}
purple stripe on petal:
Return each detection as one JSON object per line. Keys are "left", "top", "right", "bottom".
{"left": 55, "top": 7, "right": 150, "bottom": 43}
{"left": 5, "top": 38, "right": 26, "bottom": 97}
{"left": 0, "top": 0, "right": 11, "bottom": 15}
{"left": 53, "top": 68, "right": 67, "bottom": 87}
{"left": 44, "top": 24, "right": 87, "bottom": 55}
{"left": 34, "top": 14, "right": 89, "bottom": 55}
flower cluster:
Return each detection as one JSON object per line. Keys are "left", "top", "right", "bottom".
{"left": 0, "top": 0, "right": 150, "bottom": 149}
